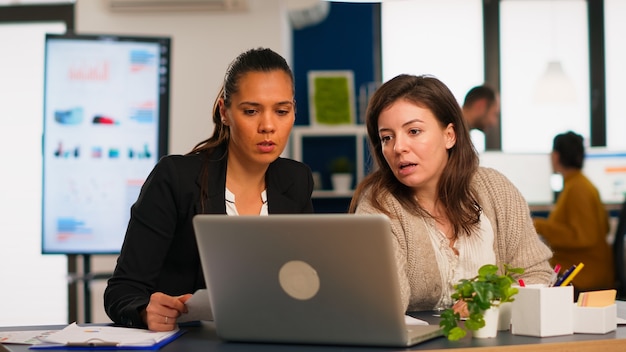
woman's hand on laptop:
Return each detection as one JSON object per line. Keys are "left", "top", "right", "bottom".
{"left": 143, "top": 292, "right": 193, "bottom": 331}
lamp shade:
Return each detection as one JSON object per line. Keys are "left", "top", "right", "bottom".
{"left": 533, "top": 61, "right": 576, "bottom": 104}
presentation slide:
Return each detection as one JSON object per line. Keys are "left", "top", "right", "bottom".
{"left": 42, "top": 33, "right": 170, "bottom": 254}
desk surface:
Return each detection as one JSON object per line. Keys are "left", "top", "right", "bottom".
{"left": 3, "top": 303, "right": 626, "bottom": 352}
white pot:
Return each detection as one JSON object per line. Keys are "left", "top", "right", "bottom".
{"left": 331, "top": 173, "right": 352, "bottom": 192}
{"left": 473, "top": 305, "right": 499, "bottom": 339}
{"left": 498, "top": 302, "right": 512, "bottom": 331}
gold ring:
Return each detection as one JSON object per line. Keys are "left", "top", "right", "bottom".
{"left": 165, "top": 316, "right": 169, "bottom": 324}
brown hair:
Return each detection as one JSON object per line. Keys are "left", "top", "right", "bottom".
{"left": 349, "top": 74, "right": 481, "bottom": 237}
{"left": 186, "top": 48, "right": 294, "bottom": 211}
{"left": 553, "top": 130, "right": 585, "bottom": 169}
{"left": 188, "top": 47, "right": 294, "bottom": 156}
{"left": 462, "top": 84, "right": 497, "bottom": 109}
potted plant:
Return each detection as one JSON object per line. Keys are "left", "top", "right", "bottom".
{"left": 439, "top": 263, "right": 524, "bottom": 341}
{"left": 328, "top": 156, "right": 354, "bottom": 192}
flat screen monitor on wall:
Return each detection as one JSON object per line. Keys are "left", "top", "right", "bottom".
{"left": 42, "top": 33, "right": 170, "bottom": 254}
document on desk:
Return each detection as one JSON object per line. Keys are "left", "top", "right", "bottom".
{"left": 404, "top": 315, "right": 429, "bottom": 325}
{"left": 178, "top": 289, "right": 213, "bottom": 323}
{"left": 29, "top": 323, "right": 184, "bottom": 350}
{"left": 0, "top": 330, "right": 57, "bottom": 345}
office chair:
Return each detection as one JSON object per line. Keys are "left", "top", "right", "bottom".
{"left": 613, "top": 198, "right": 626, "bottom": 300}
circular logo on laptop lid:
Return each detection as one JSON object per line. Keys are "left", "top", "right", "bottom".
{"left": 278, "top": 260, "right": 320, "bottom": 300}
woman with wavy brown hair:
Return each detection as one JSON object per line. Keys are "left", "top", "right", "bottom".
{"left": 350, "top": 74, "right": 553, "bottom": 315}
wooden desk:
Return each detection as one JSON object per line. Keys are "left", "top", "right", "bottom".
{"left": 2, "top": 303, "right": 626, "bottom": 352}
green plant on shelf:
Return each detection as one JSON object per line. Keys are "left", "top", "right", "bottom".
{"left": 439, "top": 263, "right": 524, "bottom": 341}
{"left": 328, "top": 156, "right": 354, "bottom": 174}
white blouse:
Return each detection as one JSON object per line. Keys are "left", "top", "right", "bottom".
{"left": 225, "top": 188, "right": 268, "bottom": 216}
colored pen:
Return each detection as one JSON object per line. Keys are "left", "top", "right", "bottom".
{"left": 560, "top": 262, "right": 584, "bottom": 287}
{"left": 549, "top": 264, "right": 562, "bottom": 287}
{"left": 553, "top": 264, "right": 576, "bottom": 287}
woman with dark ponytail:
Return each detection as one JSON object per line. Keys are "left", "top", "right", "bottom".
{"left": 105, "top": 48, "right": 314, "bottom": 331}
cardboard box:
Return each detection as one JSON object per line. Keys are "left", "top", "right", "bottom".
{"left": 511, "top": 284, "right": 574, "bottom": 337}
{"left": 573, "top": 303, "right": 617, "bottom": 334}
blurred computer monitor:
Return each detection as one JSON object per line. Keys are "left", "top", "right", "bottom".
{"left": 584, "top": 148, "right": 626, "bottom": 204}
{"left": 479, "top": 152, "right": 554, "bottom": 205}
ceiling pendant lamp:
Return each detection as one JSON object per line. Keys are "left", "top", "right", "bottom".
{"left": 534, "top": 60, "right": 577, "bottom": 104}
{"left": 533, "top": 0, "right": 576, "bottom": 104}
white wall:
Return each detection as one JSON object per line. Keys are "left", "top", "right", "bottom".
{"left": 74, "top": 0, "right": 294, "bottom": 323}
{"left": 0, "top": 22, "right": 68, "bottom": 327}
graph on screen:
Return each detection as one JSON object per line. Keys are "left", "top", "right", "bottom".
{"left": 42, "top": 33, "right": 170, "bottom": 254}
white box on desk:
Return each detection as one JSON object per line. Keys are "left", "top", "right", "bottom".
{"left": 573, "top": 303, "right": 617, "bottom": 334}
{"left": 511, "top": 284, "right": 573, "bottom": 337}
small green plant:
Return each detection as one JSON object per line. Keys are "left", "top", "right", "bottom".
{"left": 328, "top": 156, "right": 354, "bottom": 174}
{"left": 439, "top": 263, "right": 524, "bottom": 341}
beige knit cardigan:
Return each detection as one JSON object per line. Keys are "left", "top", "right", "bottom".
{"left": 355, "top": 167, "right": 554, "bottom": 311}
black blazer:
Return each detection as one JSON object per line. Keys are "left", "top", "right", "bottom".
{"left": 104, "top": 146, "right": 314, "bottom": 327}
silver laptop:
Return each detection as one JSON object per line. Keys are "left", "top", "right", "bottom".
{"left": 192, "top": 214, "right": 442, "bottom": 347}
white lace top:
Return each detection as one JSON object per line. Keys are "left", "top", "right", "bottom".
{"left": 424, "top": 213, "right": 496, "bottom": 309}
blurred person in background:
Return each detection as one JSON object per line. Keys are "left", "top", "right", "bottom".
{"left": 534, "top": 131, "right": 614, "bottom": 294}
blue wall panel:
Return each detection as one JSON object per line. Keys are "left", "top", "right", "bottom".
{"left": 293, "top": 2, "right": 377, "bottom": 126}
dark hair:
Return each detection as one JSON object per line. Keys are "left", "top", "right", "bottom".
{"left": 188, "top": 47, "right": 294, "bottom": 156}
{"left": 349, "top": 74, "right": 481, "bottom": 237}
{"left": 553, "top": 131, "right": 585, "bottom": 169}
{"left": 187, "top": 48, "right": 294, "bottom": 211}
{"left": 462, "top": 84, "right": 497, "bottom": 108}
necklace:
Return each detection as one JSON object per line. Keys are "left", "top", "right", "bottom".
{"left": 431, "top": 217, "right": 457, "bottom": 244}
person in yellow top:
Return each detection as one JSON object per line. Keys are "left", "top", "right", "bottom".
{"left": 534, "top": 131, "right": 614, "bottom": 293}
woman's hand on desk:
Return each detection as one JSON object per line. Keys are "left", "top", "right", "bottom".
{"left": 143, "top": 292, "right": 193, "bottom": 331}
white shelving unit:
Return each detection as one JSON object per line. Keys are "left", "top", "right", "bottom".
{"left": 290, "top": 125, "right": 369, "bottom": 197}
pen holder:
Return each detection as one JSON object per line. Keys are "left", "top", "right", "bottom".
{"left": 573, "top": 303, "right": 617, "bottom": 334}
{"left": 511, "top": 284, "right": 573, "bottom": 337}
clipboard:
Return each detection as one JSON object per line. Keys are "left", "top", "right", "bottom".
{"left": 29, "top": 323, "right": 185, "bottom": 350}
